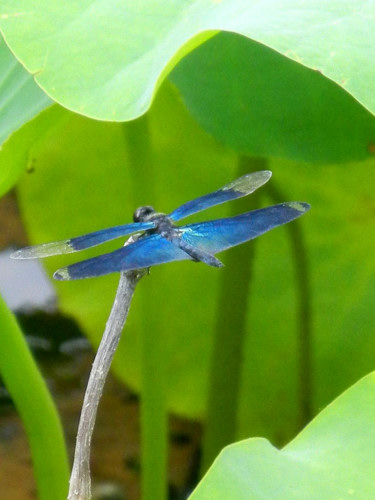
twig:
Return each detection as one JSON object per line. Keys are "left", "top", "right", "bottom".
{"left": 67, "top": 268, "right": 145, "bottom": 500}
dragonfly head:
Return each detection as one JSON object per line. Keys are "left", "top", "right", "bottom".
{"left": 133, "top": 205, "right": 156, "bottom": 222}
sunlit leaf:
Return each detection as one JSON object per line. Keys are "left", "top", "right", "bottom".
{"left": 191, "top": 372, "right": 375, "bottom": 499}
{"left": 0, "top": 36, "right": 51, "bottom": 146}
{"left": 0, "top": 1, "right": 374, "bottom": 121}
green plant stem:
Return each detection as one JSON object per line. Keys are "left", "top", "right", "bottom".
{"left": 0, "top": 293, "right": 69, "bottom": 500}
{"left": 139, "top": 295, "right": 168, "bottom": 500}
{"left": 268, "top": 183, "right": 312, "bottom": 429}
{"left": 290, "top": 219, "right": 312, "bottom": 427}
{"left": 201, "top": 157, "right": 266, "bottom": 473}
{"left": 124, "top": 116, "right": 168, "bottom": 500}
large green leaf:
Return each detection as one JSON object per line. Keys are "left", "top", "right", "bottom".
{"left": 8, "top": 82, "right": 375, "bottom": 444}
{"left": 0, "top": 105, "right": 67, "bottom": 197}
{"left": 0, "top": 35, "right": 51, "bottom": 195}
{"left": 0, "top": 1, "right": 374, "bottom": 121}
{"left": 171, "top": 32, "right": 375, "bottom": 164}
{"left": 190, "top": 372, "right": 375, "bottom": 499}
{"left": 0, "top": 35, "right": 51, "bottom": 146}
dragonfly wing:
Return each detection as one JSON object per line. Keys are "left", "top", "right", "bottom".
{"left": 54, "top": 234, "right": 193, "bottom": 280}
{"left": 179, "top": 202, "right": 310, "bottom": 254}
{"left": 169, "top": 170, "right": 272, "bottom": 221}
{"left": 10, "top": 221, "right": 154, "bottom": 259}
{"left": 169, "top": 236, "right": 224, "bottom": 267}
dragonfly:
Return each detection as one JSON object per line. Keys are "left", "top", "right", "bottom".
{"left": 11, "top": 171, "right": 310, "bottom": 280}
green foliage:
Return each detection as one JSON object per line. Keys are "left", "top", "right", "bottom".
{"left": 0, "top": 1, "right": 374, "bottom": 120}
{"left": 8, "top": 83, "right": 375, "bottom": 438}
{"left": 0, "top": 38, "right": 51, "bottom": 146}
{"left": 0, "top": 37, "right": 51, "bottom": 196}
{"left": 0, "top": 294, "right": 69, "bottom": 499}
{"left": 1, "top": 2, "right": 375, "bottom": 499}
{"left": 171, "top": 32, "right": 375, "bottom": 163}
{"left": 191, "top": 373, "right": 375, "bottom": 499}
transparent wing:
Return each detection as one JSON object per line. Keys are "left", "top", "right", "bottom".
{"left": 169, "top": 170, "right": 272, "bottom": 221}
{"left": 54, "top": 234, "right": 193, "bottom": 280}
{"left": 178, "top": 202, "right": 310, "bottom": 254}
{"left": 10, "top": 221, "right": 154, "bottom": 259}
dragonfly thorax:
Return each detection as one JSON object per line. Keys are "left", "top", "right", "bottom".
{"left": 133, "top": 205, "right": 177, "bottom": 240}
{"left": 133, "top": 205, "right": 175, "bottom": 236}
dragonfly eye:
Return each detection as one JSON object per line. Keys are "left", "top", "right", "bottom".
{"left": 133, "top": 205, "right": 155, "bottom": 222}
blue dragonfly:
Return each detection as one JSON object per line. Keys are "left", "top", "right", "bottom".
{"left": 11, "top": 171, "right": 310, "bottom": 280}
